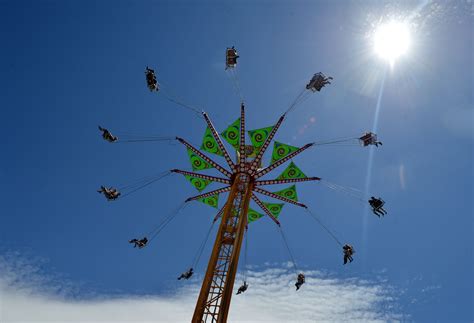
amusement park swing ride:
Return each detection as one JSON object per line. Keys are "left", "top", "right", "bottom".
{"left": 97, "top": 47, "right": 387, "bottom": 323}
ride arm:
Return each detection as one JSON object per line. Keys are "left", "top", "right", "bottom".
{"left": 251, "top": 194, "right": 281, "bottom": 226}
{"left": 248, "top": 114, "right": 286, "bottom": 174}
{"left": 238, "top": 103, "right": 246, "bottom": 170}
{"left": 213, "top": 204, "right": 227, "bottom": 223}
{"left": 177, "top": 137, "right": 233, "bottom": 178}
{"left": 171, "top": 169, "right": 231, "bottom": 185}
{"left": 254, "top": 143, "right": 315, "bottom": 179}
{"left": 202, "top": 112, "right": 236, "bottom": 172}
{"left": 253, "top": 187, "right": 307, "bottom": 208}
{"left": 185, "top": 186, "right": 232, "bottom": 202}
{"left": 255, "top": 177, "right": 321, "bottom": 186}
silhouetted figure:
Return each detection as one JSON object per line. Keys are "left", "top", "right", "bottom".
{"left": 306, "top": 72, "right": 333, "bottom": 92}
{"left": 225, "top": 46, "right": 239, "bottom": 69}
{"left": 359, "top": 132, "right": 382, "bottom": 147}
{"left": 145, "top": 66, "right": 159, "bottom": 91}
{"left": 178, "top": 267, "right": 194, "bottom": 280}
{"left": 343, "top": 244, "right": 355, "bottom": 264}
{"left": 98, "top": 126, "right": 118, "bottom": 142}
{"left": 129, "top": 237, "right": 148, "bottom": 249}
{"left": 236, "top": 281, "right": 248, "bottom": 295}
{"left": 295, "top": 273, "right": 305, "bottom": 291}
{"left": 369, "top": 196, "right": 387, "bottom": 217}
{"left": 97, "top": 186, "right": 121, "bottom": 201}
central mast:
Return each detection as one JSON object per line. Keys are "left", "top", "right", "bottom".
{"left": 193, "top": 103, "right": 252, "bottom": 323}
{"left": 192, "top": 173, "right": 253, "bottom": 322}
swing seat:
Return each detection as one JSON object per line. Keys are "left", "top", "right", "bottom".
{"left": 226, "top": 47, "right": 239, "bottom": 69}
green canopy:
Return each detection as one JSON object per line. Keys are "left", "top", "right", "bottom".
{"left": 277, "top": 162, "right": 307, "bottom": 180}
{"left": 263, "top": 202, "right": 284, "bottom": 218}
{"left": 184, "top": 175, "right": 212, "bottom": 192}
{"left": 198, "top": 194, "right": 219, "bottom": 208}
{"left": 247, "top": 208, "right": 264, "bottom": 223}
{"left": 271, "top": 142, "right": 300, "bottom": 164}
{"left": 201, "top": 127, "right": 224, "bottom": 156}
{"left": 248, "top": 125, "right": 274, "bottom": 154}
{"left": 273, "top": 185, "right": 298, "bottom": 202}
{"left": 221, "top": 118, "right": 240, "bottom": 150}
{"left": 187, "top": 148, "right": 213, "bottom": 171}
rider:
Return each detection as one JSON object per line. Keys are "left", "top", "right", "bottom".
{"left": 98, "top": 126, "right": 118, "bottom": 142}
{"left": 129, "top": 237, "right": 148, "bottom": 249}
{"left": 359, "top": 132, "right": 382, "bottom": 147}
{"left": 369, "top": 196, "right": 387, "bottom": 217}
{"left": 225, "top": 46, "right": 239, "bottom": 69}
{"left": 97, "top": 186, "right": 121, "bottom": 201}
{"left": 236, "top": 281, "right": 248, "bottom": 295}
{"left": 178, "top": 267, "right": 194, "bottom": 280}
{"left": 295, "top": 273, "right": 305, "bottom": 291}
{"left": 306, "top": 72, "right": 333, "bottom": 92}
{"left": 372, "top": 139, "right": 383, "bottom": 147}
{"left": 342, "top": 244, "right": 355, "bottom": 264}
{"left": 145, "top": 66, "right": 159, "bottom": 91}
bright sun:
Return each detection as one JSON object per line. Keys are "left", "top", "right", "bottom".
{"left": 374, "top": 21, "right": 411, "bottom": 64}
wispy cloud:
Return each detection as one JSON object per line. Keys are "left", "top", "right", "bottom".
{"left": 0, "top": 253, "right": 403, "bottom": 322}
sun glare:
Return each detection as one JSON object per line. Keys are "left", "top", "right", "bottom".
{"left": 374, "top": 21, "right": 411, "bottom": 65}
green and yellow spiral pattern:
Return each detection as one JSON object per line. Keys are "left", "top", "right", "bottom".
{"left": 271, "top": 142, "right": 299, "bottom": 164}
{"left": 273, "top": 185, "right": 298, "bottom": 201}
{"left": 221, "top": 118, "right": 240, "bottom": 150}
{"left": 201, "top": 127, "right": 224, "bottom": 156}
{"left": 184, "top": 175, "right": 211, "bottom": 192}
{"left": 263, "top": 202, "right": 284, "bottom": 218}
{"left": 197, "top": 194, "right": 219, "bottom": 208}
{"left": 277, "top": 162, "right": 307, "bottom": 180}
{"left": 187, "top": 148, "right": 212, "bottom": 171}
{"left": 248, "top": 125, "right": 274, "bottom": 149}
{"left": 247, "top": 208, "right": 264, "bottom": 223}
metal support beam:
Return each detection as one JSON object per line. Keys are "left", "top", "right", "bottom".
{"left": 202, "top": 112, "right": 236, "bottom": 172}
{"left": 254, "top": 143, "right": 314, "bottom": 179}
{"left": 177, "top": 137, "right": 233, "bottom": 178}
{"left": 238, "top": 103, "right": 246, "bottom": 171}
{"left": 171, "top": 169, "right": 231, "bottom": 185}
{"left": 253, "top": 187, "right": 307, "bottom": 208}
{"left": 192, "top": 174, "right": 253, "bottom": 322}
{"left": 186, "top": 186, "right": 232, "bottom": 202}
{"left": 213, "top": 204, "right": 227, "bottom": 223}
{"left": 248, "top": 114, "right": 285, "bottom": 174}
{"left": 251, "top": 194, "right": 281, "bottom": 226}
{"left": 255, "top": 177, "right": 321, "bottom": 186}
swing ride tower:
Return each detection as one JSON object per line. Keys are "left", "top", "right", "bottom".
{"left": 172, "top": 104, "right": 318, "bottom": 322}
{"left": 99, "top": 57, "right": 380, "bottom": 323}
{"left": 191, "top": 105, "right": 255, "bottom": 323}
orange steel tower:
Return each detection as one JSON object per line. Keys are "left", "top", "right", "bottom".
{"left": 171, "top": 104, "right": 319, "bottom": 322}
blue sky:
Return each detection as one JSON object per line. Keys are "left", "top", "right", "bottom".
{"left": 0, "top": 0, "right": 472, "bottom": 322}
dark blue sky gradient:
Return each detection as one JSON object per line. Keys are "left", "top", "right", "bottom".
{"left": 0, "top": 1, "right": 472, "bottom": 321}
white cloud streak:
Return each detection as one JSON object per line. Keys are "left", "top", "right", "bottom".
{"left": 0, "top": 254, "right": 403, "bottom": 322}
